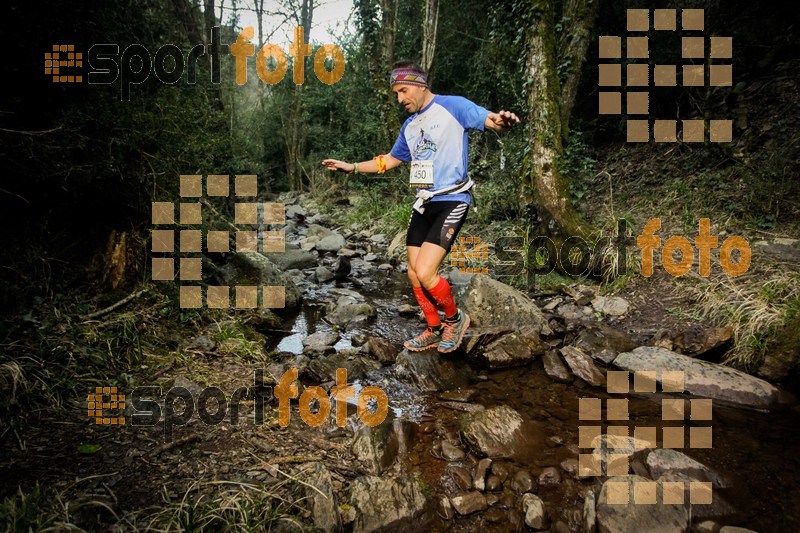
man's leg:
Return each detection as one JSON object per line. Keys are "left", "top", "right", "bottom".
{"left": 413, "top": 242, "right": 470, "bottom": 353}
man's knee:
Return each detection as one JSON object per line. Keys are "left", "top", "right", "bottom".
{"left": 415, "top": 267, "right": 439, "bottom": 288}
{"left": 407, "top": 266, "right": 419, "bottom": 285}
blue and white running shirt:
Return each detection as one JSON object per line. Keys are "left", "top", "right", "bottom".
{"left": 390, "top": 95, "right": 490, "bottom": 204}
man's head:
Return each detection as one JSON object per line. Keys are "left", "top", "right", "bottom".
{"left": 391, "top": 61, "right": 430, "bottom": 113}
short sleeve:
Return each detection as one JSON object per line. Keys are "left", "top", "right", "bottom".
{"left": 447, "top": 96, "right": 490, "bottom": 131}
{"left": 390, "top": 120, "right": 412, "bottom": 162}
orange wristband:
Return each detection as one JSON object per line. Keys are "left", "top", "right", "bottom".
{"left": 374, "top": 155, "right": 387, "bottom": 174}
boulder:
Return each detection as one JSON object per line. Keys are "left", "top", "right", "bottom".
{"left": 305, "top": 351, "right": 381, "bottom": 382}
{"left": 560, "top": 346, "right": 606, "bottom": 387}
{"left": 477, "top": 326, "right": 547, "bottom": 369}
{"left": 220, "top": 252, "right": 302, "bottom": 308}
{"left": 543, "top": 350, "right": 574, "bottom": 383}
{"left": 450, "top": 492, "right": 487, "bottom": 515}
{"left": 352, "top": 418, "right": 418, "bottom": 475}
{"left": 263, "top": 247, "right": 318, "bottom": 270}
{"left": 349, "top": 476, "right": 426, "bottom": 533}
{"left": 591, "top": 296, "right": 630, "bottom": 316}
{"left": 646, "top": 449, "right": 729, "bottom": 488}
{"left": 460, "top": 405, "right": 527, "bottom": 458}
{"left": 614, "top": 347, "right": 779, "bottom": 409}
{"left": 393, "top": 349, "right": 471, "bottom": 392}
{"left": 452, "top": 274, "right": 550, "bottom": 333}
{"left": 302, "top": 330, "right": 340, "bottom": 357}
{"left": 325, "top": 296, "right": 377, "bottom": 326}
{"left": 303, "top": 462, "right": 341, "bottom": 532}
{"left": 522, "top": 493, "right": 546, "bottom": 529}
{"left": 317, "top": 233, "right": 347, "bottom": 252}
{"left": 366, "top": 336, "right": 398, "bottom": 365}
{"left": 597, "top": 475, "right": 689, "bottom": 533}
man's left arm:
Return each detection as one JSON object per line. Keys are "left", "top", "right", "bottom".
{"left": 484, "top": 110, "right": 520, "bottom": 132}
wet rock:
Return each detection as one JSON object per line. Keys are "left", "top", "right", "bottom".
{"left": 522, "top": 493, "right": 546, "bottom": 529}
{"left": 478, "top": 326, "right": 547, "bottom": 369}
{"left": 657, "top": 472, "right": 738, "bottom": 523}
{"left": 565, "top": 284, "right": 596, "bottom": 306}
{"left": 543, "top": 350, "right": 574, "bottom": 383}
{"left": 491, "top": 462, "right": 510, "bottom": 484}
{"left": 630, "top": 459, "right": 650, "bottom": 478}
{"left": 694, "top": 521, "right": 721, "bottom": 533}
{"left": 337, "top": 247, "right": 358, "bottom": 258}
{"left": 366, "top": 336, "right": 397, "bottom": 365}
{"left": 441, "top": 441, "right": 466, "bottom": 462}
{"left": 221, "top": 252, "right": 301, "bottom": 308}
{"left": 364, "top": 253, "right": 379, "bottom": 262}
{"left": 672, "top": 324, "right": 733, "bottom": 357}
{"left": 463, "top": 327, "right": 515, "bottom": 354}
{"left": 369, "top": 233, "right": 387, "bottom": 244}
{"left": 352, "top": 419, "right": 417, "bottom": 475}
{"left": 486, "top": 475, "right": 502, "bottom": 492}
{"left": 484, "top": 508, "right": 505, "bottom": 523}
{"left": 718, "top": 527, "right": 756, "bottom": 533}
{"left": 460, "top": 405, "right": 526, "bottom": 458}
{"left": 333, "top": 256, "right": 351, "bottom": 280}
{"left": 302, "top": 331, "right": 340, "bottom": 357}
{"left": 560, "top": 346, "right": 606, "bottom": 387}
{"left": 590, "top": 434, "right": 652, "bottom": 476}
{"left": 349, "top": 476, "right": 425, "bottom": 533}
{"left": 317, "top": 233, "right": 347, "bottom": 252}
{"left": 439, "top": 389, "right": 476, "bottom": 402}
{"left": 450, "top": 492, "right": 487, "bottom": 516}
{"left": 378, "top": 263, "right": 393, "bottom": 272}
{"left": 547, "top": 435, "right": 565, "bottom": 447}
{"left": 351, "top": 333, "right": 368, "bottom": 347}
{"left": 473, "top": 458, "right": 492, "bottom": 491}
{"left": 306, "top": 351, "right": 381, "bottom": 382}
{"left": 398, "top": 304, "right": 417, "bottom": 316}
{"left": 387, "top": 230, "right": 408, "bottom": 261}
{"left": 597, "top": 475, "right": 689, "bottom": 533}
{"left": 304, "top": 462, "right": 341, "bottom": 532}
{"left": 438, "top": 401, "right": 485, "bottom": 413}
{"left": 508, "top": 509, "right": 524, "bottom": 531}
{"left": 451, "top": 274, "right": 550, "bottom": 333}
{"left": 438, "top": 495, "right": 455, "bottom": 520}
{"left": 543, "top": 297, "right": 563, "bottom": 311}
{"left": 449, "top": 466, "right": 473, "bottom": 491}
{"left": 325, "top": 296, "right": 377, "bottom": 326}
{"left": 560, "top": 458, "right": 579, "bottom": 478}
{"left": 315, "top": 266, "right": 335, "bottom": 283}
{"left": 511, "top": 470, "right": 535, "bottom": 494}
{"left": 647, "top": 449, "right": 729, "bottom": 488}
{"left": 285, "top": 204, "right": 306, "bottom": 219}
{"left": 265, "top": 247, "right": 318, "bottom": 270}
{"left": 583, "top": 490, "right": 597, "bottom": 533}
{"left": 614, "top": 347, "right": 779, "bottom": 409}
{"left": 394, "top": 349, "right": 471, "bottom": 392}
{"left": 574, "top": 323, "right": 636, "bottom": 365}
{"left": 591, "top": 295, "right": 630, "bottom": 316}
{"left": 538, "top": 466, "right": 561, "bottom": 487}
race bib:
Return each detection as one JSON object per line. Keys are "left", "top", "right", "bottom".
{"left": 409, "top": 160, "right": 434, "bottom": 188}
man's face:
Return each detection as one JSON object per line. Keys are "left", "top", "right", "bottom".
{"left": 392, "top": 84, "right": 427, "bottom": 113}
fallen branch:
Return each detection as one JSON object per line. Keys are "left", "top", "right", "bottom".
{"left": 81, "top": 289, "right": 146, "bottom": 321}
{"left": 150, "top": 433, "right": 200, "bottom": 456}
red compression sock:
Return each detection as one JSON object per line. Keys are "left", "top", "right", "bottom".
{"left": 413, "top": 285, "right": 441, "bottom": 327}
{"left": 427, "top": 277, "right": 457, "bottom": 318}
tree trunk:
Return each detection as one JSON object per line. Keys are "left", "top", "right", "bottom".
{"left": 380, "top": 0, "right": 400, "bottom": 143}
{"left": 524, "top": 0, "right": 594, "bottom": 241}
{"left": 421, "top": 0, "right": 440, "bottom": 76}
{"left": 558, "top": 0, "right": 599, "bottom": 137}
{"left": 286, "top": 0, "right": 314, "bottom": 191}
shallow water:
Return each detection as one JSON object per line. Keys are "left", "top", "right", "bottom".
{"left": 276, "top": 270, "right": 800, "bottom": 532}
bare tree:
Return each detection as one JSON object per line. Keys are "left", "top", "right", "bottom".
{"left": 421, "top": 0, "right": 440, "bottom": 76}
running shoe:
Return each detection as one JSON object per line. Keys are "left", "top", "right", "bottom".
{"left": 403, "top": 326, "right": 443, "bottom": 352}
{"left": 438, "top": 309, "right": 470, "bottom": 353}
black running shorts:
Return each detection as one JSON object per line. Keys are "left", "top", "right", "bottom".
{"left": 406, "top": 201, "right": 470, "bottom": 252}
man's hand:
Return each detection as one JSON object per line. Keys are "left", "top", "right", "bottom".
{"left": 486, "top": 110, "right": 520, "bottom": 131}
{"left": 321, "top": 159, "right": 354, "bottom": 173}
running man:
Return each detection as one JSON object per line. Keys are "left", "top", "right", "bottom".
{"left": 322, "top": 60, "right": 519, "bottom": 353}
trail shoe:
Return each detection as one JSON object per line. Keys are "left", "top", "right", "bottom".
{"left": 438, "top": 309, "right": 470, "bottom": 353}
{"left": 404, "top": 326, "right": 444, "bottom": 352}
